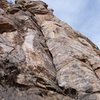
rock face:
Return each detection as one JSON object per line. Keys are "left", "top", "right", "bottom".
{"left": 0, "top": 0, "right": 9, "bottom": 11}
{"left": 0, "top": 0, "right": 100, "bottom": 100}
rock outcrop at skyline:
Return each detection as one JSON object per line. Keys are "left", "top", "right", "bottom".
{"left": 0, "top": 0, "right": 100, "bottom": 100}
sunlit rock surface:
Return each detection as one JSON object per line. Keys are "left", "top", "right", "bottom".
{"left": 0, "top": 0, "right": 100, "bottom": 100}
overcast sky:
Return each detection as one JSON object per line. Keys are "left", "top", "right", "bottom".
{"left": 9, "top": 0, "right": 100, "bottom": 48}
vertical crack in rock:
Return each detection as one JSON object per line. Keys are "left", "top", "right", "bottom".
{"left": 0, "top": 0, "right": 100, "bottom": 100}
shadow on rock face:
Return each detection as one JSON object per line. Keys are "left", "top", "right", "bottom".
{"left": 63, "top": 88, "right": 78, "bottom": 98}
{"left": 0, "top": 59, "right": 20, "bottom": 86}
{"left": 0, "top": 16, "right": 16, "bottom": 33}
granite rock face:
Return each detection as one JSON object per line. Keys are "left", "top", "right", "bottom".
{"left": 0, "top": 0, "right": 100, "bottom": 100}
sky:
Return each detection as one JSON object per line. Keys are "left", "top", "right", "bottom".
{"left": 8, "top": 0, "right": 100, "bottom": 48}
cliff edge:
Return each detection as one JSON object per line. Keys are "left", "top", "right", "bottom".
{"left": 0, "top": 0, "right": 100, "bottom": 100}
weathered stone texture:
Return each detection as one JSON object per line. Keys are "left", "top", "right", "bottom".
{"left": 0, "top": 0, "right": 100, "bottom": 100}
